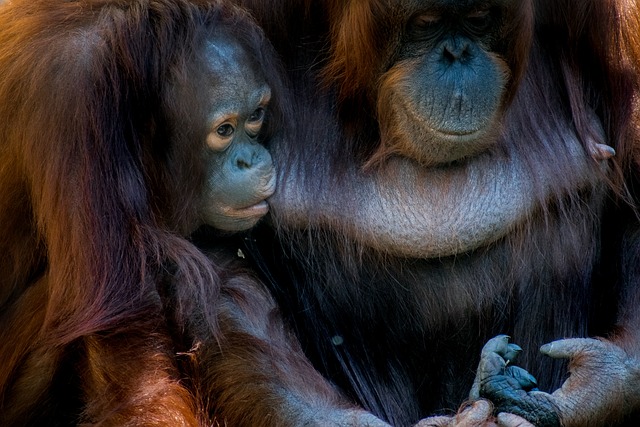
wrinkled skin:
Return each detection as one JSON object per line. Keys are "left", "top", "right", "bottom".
{"left": 418, "top": 400, "right": 534, "bottom": 427}
{"left": 221, "top": 0, "right": 640, "bottom": 426}
{"left": 275, "top": 121, "right": 610, "bottom": 258}
{"left": 269, "top": 0, "right": 607, "bottom": 259}
{"left": 474, "top": 336, "right": 640, "bottom": 427}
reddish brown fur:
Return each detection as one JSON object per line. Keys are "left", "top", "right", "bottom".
{"left": 226, "top": 0, "right": 640, "bottom": 425}
{"left": 322, "top": 0, "right": 392, "bottom": 103}
{"left": 180, "top": 246, "right": 363, "bottom": 426}
{"left": 0, "top": 0, "right": 285, "bottom": 424}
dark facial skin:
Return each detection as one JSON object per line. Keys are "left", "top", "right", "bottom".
{"left": 198, "top": 36, "right": 276, "bottom": 232}
{"left": 377, "top": 0, "right": 517, "bottom": 166}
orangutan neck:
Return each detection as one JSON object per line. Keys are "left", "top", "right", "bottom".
{"left": 270, "top": 128, "right": 605, "bottom": 259}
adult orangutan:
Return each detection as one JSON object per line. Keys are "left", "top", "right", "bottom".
{"left": 0, "top": 0, "right": 286, "bottom": 424}
{"left": 203, "top": 0, "right": 640, "bottom": 426}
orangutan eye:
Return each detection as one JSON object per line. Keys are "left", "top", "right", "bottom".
{"left": 465, "top": 8, "right": 493, "bottom": 33}
{"left": 413, "top": 13, "right": 441, "bottom": 28}
{"left": 207, "top": 121, "right": 236, "bottom": 151}
{"left": 408, "top": 12, "right": 443, "bottom": 41}
{"left": 216, "top": 123, "right": 235, "bottom": 137}
{"left": 249, "top": 107, "right": 265, "bottom": 123}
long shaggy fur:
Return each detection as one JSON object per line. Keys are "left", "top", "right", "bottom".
{"left": 232, "top": 0, "right": 640, "bottom": 426}
{"left": 0, "top": 0, "right": 285, "bottom": 424}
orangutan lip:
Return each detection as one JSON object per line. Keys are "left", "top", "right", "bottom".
{"left": 238, "top": 200, "right": 269, "bottom": 217}
{"left": 436, "top": 128, "right": 482, "bottom": 138}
